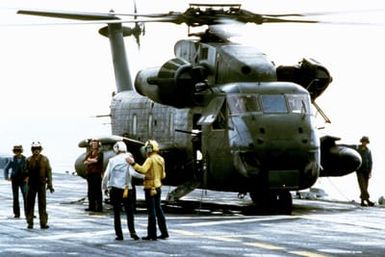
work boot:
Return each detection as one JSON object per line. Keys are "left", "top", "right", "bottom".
{"left": 157, "top": 234, "right": 169, "bottom": 240}
{"left": 142, "top": 236, "right": 157, "bottom": 241}
{"left": 131, "top": 234, "right": 140, "bottom": 240}
{"left": 361, "top": 200, "right": 367, "bottom": 207}
{"left": 367, "top": 200, "right": 375, "bottom": 206}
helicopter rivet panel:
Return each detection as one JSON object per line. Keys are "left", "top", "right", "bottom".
{"left": 216, "top": 45, "right": 277, "bottom": 84}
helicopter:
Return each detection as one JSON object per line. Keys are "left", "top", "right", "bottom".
{"left": 18, "top": 3, "right": 362, "bottom": 214}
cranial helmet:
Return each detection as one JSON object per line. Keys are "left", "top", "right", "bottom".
{"left": 113, "top": 141, "right": 127, "bottom": 153}
{"left": 89, "top": 138, "right": 101, "bottom": 147}
{"left": 360, "top": 136, "right": 370, "bottom": 144}
{"left": 31, "top": 141, "right": 42, "bottom": 148}
{"left": 13, "top": 145, "right": 23, "bottom": 152}
{"left": 144, "top": 140, "right": 159, "bottom": 153}
{"left": 31, "top": 141, "right": 43, "bottom": 151}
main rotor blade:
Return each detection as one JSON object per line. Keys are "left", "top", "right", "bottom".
{"left": 16, "top": 8, "right": 385, "bottom": 27}
{"left": 112, "top": 11, "right": 183, "bottom": 18}
{"left": 260, "top": 8, "right": 385, "bottom": 18}
{"left": 17, "top": 9, "right": 120, "bottom": 20}
{"left": 16, "top": 9, "right": 175, "bottom": 26}
{"left": 261, "top": 16, "right": 319, "bottom": 24}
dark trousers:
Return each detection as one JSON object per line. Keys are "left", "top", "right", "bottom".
{"left": 87, "top": 173, "right": 103, "bottom": 211}
{"left": 144, "top": 187, "right": 168, "bottom": 239}
{"left": 26, "top": 183, "right": 48, "bottom": 227}
{"left": 356, "top": 172, "right": 370, "bottom": 200}
{"left": 110, "top": 187, "right": 137, "bottom": 238}
{"left": 11, "top": 179, "right": 28, "bottom": 217}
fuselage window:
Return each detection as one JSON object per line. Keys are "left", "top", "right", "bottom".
{"left": 212, "top": 103, "right": 227, "bottom": 130}
{"left": 227, "top": 95, "right": 261, "bottom": 114}
{"left": 287, "top": 94, "right": 311, "bottom": 114}
{"left": 261, "top": 95, "right": 288, "bottom": 113}
{"left": 169, "top": 112, "right": 174, "bottom": 137}
{"left": 132, "top": 114, "right": 137, "bottom": 135}
{"left": 200, "top": 47, "right": 208, "bottom": 60}
{"left": 148, "top": 114, "right": 153, "bottom": 137}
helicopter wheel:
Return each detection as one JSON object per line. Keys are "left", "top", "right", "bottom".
{"left": 275, "top": 190, "right": 292, "bottom": 215}
{"left": 249, "top": 190, "right": 292, "bottom": 214}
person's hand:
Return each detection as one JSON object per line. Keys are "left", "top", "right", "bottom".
{"left": 47, "top": 186, "right": 55, "bottom": 193}
{"left": 126, "top": 156, "right": 135, "bottom": 165}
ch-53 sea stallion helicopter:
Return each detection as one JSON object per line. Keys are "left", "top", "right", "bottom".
{"left": 19, "top": 3, "right": 362, "bottom": 214}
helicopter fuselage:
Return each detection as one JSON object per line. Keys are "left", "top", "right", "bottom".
{"left": 69, "top": 25, "right": 361, "bottom": 214}
{"left": 16, "top": 6, "right": 362, "bottom": 214}
{"left": 110, "top": 78, "right": 320, "bottom": 194}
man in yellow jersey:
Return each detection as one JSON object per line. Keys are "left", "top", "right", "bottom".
{"left": 127, "top": 140, "right": 169, "bottom": 240}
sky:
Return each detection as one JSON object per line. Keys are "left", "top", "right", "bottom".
{"left": 0, "top": 0, "right": 384, "bottom": 202}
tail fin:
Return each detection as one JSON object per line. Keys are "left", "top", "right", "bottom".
{"left": 99, "top": 24, "right": 133, "bottom": 92}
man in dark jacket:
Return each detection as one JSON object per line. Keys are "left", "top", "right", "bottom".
{"left": 355, "top": 136, "right": 374, "bottom": 207}
{"left": 4, "top": 145, "right": 28, "bottom": 218}
{"left": 25, "top": 141, "right": 54, "bottom": 229}
{"left": 83, "top": 138, "right": 104, "bottom": 212}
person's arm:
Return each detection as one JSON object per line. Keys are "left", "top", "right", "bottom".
{"left": 368, "top": 150, "right": 373, "bottom": 177}
{"left": 3, "top": 159, "right": 11, "bottom": 180}
{"left": 102, "top": 162, "right": 112, "bottom": 191}
{"left": 129, "top": 165, "right": 145, "bottom": 179}
{"left": 132, "top": 158, "right": 152, "bottom": 174}
{"left": 45, "top": 157, "right": 54, "bottom": 193}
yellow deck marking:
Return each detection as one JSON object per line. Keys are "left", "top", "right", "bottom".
{"left": 243, "top": 242, "right": 284, "bottom": 250}
{"left": 291, "top": 251, "right": 330, "bottom": 257}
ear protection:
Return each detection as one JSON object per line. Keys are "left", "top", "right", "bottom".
{"left": 145, "top": 141, "right": 153, "bottom": 153}
{"left": 89, "top": 139, "right": 102, "bottom": 147}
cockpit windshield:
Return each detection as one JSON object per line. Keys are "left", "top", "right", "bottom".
{"left": 260, "top": 95, "right": 287, "bottom": 113}
{"left": 287, "top": 94, "right": 311, "bottom": 114}
{"left": 228, "top": 94, "right": 311, "bottom": 115}
{"left": 227, "top": 95, "right": 260, "bottom": 114}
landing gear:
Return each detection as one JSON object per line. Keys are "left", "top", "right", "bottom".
{"left": 249, "top": 189, "right": 292, "bottom": 214}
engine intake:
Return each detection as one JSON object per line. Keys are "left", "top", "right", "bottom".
{"left": 276, "top": 58, "right": 332, "bottom": 100}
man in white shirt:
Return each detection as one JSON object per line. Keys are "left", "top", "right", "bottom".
{"left": 102, "top": 141, "right": 144, "bottom": 240}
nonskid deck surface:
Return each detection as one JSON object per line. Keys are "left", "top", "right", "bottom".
{"left": 0, "top": 172, "right": 384, "bottom": 257}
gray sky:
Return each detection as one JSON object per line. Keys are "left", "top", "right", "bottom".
{"left": 0, "top": 0, "right": 384, "bottom": 201}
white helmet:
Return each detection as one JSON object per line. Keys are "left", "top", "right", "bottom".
{"left": 31, "top": 141, "right": 42, "bottom": 148}
{"left": 31, "top": 141, "right": 43, "bottom": 151}
{"left": 113, "top": 141, "right": 127, "bottom": 153}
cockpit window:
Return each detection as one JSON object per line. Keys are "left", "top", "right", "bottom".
{"left": 261, "top": 95, "right": 287, "bottom": 113}
{"left": 227, "top": 95, "right": 261, "bottom": 114}
{"left": 287, "top": 94, "right": 311, "bottom": 114}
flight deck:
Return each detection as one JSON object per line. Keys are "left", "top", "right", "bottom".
{"left": 1, "top": 172, "right": 385, "bottom": 257}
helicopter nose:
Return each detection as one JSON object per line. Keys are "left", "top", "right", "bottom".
{"left": 233, "top": 151, "right": 261, "bottom": 178}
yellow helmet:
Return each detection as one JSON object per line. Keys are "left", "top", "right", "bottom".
{"left": 145, "top": 140, "right": 159, "bottom": 153}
